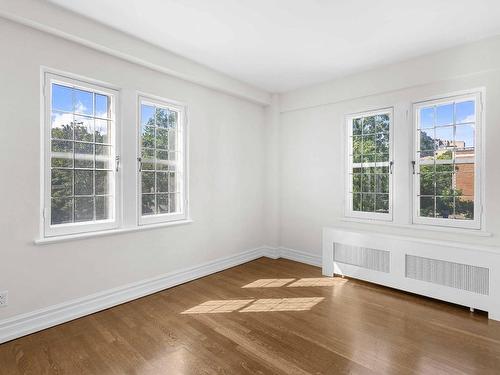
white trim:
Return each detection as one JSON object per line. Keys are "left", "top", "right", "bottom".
{"left": 411, "top": 90, "right": 484, "bottom": 230}
{"left": 137, "top": 94, "right": 189, "bottom": 226}
{"left": 41, "top": 69, "right": 122, "bottom": 237}
{"left": 34, "top": 219, "right": 194, "bottom": 245}
{"left": 0, "top": 246, "right": 321, "bottom": 344}
{"left": 344, "top": 107, "right": 394, "bottom": 221}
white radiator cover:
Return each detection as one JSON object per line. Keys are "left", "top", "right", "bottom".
{"left": 322, "top": 227, "right": 500, "bottom": 321}
{"left": 334, "top": 244, "right": 390, "bottom": 273}
{"left": 405, "top": 255, "right": 489, "bottom": 295}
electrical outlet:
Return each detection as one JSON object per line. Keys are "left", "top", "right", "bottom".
{"left": 0, "top": 291, "right": 8, "bottom": 307}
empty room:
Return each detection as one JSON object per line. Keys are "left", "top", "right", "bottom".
{"left": 2, "top": 0, "right": 500, "bottom": 373}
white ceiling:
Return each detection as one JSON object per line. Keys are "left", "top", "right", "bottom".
{"left": 48, "top": 0, "right": 500, "bottom": 93}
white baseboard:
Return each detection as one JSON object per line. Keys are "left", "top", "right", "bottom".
{"left": 277, "top": 247, "right": 322, "bottom": 267}
{"left": 0, "top": 246, "right": 321, "bottom": 344}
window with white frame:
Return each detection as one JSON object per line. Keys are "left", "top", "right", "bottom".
{"left": 413, "top": 93, "right": 481, "bottom": 229}
{"left": 346, "top": 108, "right": 393, "bottom": 220}
{"left": 43, "top": 73, "right": 119, "bottom": 237}
{"left": 138, "top": 96, "right": 187, "bottom": 225}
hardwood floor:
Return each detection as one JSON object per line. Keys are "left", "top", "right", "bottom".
{"left": 1, "top": 257, "right": 500, "bottom": 374}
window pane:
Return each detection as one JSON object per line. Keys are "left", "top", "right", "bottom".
{"left": 95, "top": 171, "right": 111, "bottom": 195}
{"left": 156, "top": 150, "right": 169, "bottom": 170}
{"left": 95, "top": 195, "right": 111, "bottom": 220}
{"left": 375, "top": 194, "right": 389, "bottom": 213}
{"left": 51, "top": 140, "right": 74, "bottom": 168}
{"left": 141, "top": 105, "right": 155, "bottom": 127}
{"left": 142, "top": 172, "right": 155, "bottom": 193}
{"left": 142, "top": 194, "right": 156, "bottom": 215}
{"left": 51, "top": 169, "right": 73, "bottom": 197}
{"left": 419, "top": 107, "right": 434, "bottom": 129}
{"left": 51, "top": 197, "right": 73, "bottom": 225}
{"left": 52, "top": 84, "right": 73, "bottom": 112}
{"left": 156, "top": 108, "right": 169, "bottom": 128}
{"left": 455, "top": 196, "right": 474, "bottom": 219}
{"left": 141, "top": 148, "right": 155, "bottom": 170}
{"left": 435, "top": 172, "right": 453, "bottom": 196}
{"left": 156, "top": 172, "right": 168, "bottom": 192}
{"left": 95, "top": 119, "right": 111, "bottom": 144}
{"left": 456, "top": 101, "right": 475, "bottom": 124}
{"left": 361, "top": 173, "right": 375, "bottom": 193}
{"left": 419, "top": 173, "right": 434, "bottom": 196}
{"left": 375, "top": 114, "right": 389, "bottom": 133}
{"left": 95, "top": 94, "right": 110, "bottom": 119}
{"left": 362, "top": 134, "right": 376, "bottom": 155}
{"left": 419, "top": 196, "right": 434, "bottom": 217}
{"left": 362, "top": 116, "right": 375, "bottom": 134}
{"left": 419, "top": 129, "right": 435, "bottom": 151}
{"left": 169, "top": 130, "right": 177, "bottom": 151}
{"left": 435, "top": 126, "right": 453, "bottom": 150}
{"left": 74, "top": 115, "right": 94, "bottom": 142}
{"left": 142, "top": 126, "right": 155, "bottom": 148}
{"left": 74, "top": 170, "right": 94, "bottom": 195}
{"left": 353, "top": 118, "right": 362, "bottom": 136}
{"left": 75, "top": 197, "right": 94, "bottom": 222}
{"left": 169, "top": 172, "right": 177, "bottom": 192}
{"left": 95, "top": 145, "right": 111, "bottom": 169}
{"left": 375, "top": 133, "right": 389, "bottom": 154}
{"left": 51, "top": 111, "right": 74, "bottom": 140}
{"left": 436, "top": 196, "right": 453, "bottom": 218}
{"left": 157, "top": 193, "right": 169, "bottom": 214}
{"left": 168, "top": 111, "right": 178, "bottom": 129}
{"left": 74, "top": 89, "right": 93, "bottom": 116}
{"left": 362, "top": 193, "right": 375, "bottom": 212}
{"left": 169, "top": 193, "right": 178, "bottom": 213}
{"left": 455, "top": 124, "right": 474, "bottom": 150}
{"left": 156, "top": 128, "right": 168, "bottom": 149}
{"left": 352, "top": 173, "right": 361, "bottom": 193}
{"left": 353, "top": 193, "right": 362, "bottom": 211}
{"left": 436, "top": 103, "right": 453, "bottom": 126}
{"left": 455, "top": 167, "right": 474, "bottom": 197}
{"left": 376, "top": 174, "right": 389, "bottom": 194}
{"left": 74, "top": 142, "right": 94, "bottom": 168}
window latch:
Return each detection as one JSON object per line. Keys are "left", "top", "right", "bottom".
{"left": 137, "top": 157, "right": 142, "bottom": 172}
{"left": 411, "top": 161, "right": 416, "bottom": 175}
{"left": 115, "top": 155, "right": 121, "bottom": 172}
{"left": 389, "top": 161, "right": 394, "bottom": 174}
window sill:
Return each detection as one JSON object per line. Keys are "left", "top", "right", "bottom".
{"left": 340, "top": 217, "right": 492, "bottom": 237}
{"left": 34, "top": 219, "right": 193, "bottom": 245}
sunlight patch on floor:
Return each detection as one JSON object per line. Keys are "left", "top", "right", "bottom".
{"left": 287, "top": 277, "right": 347, "bottom": 287}
{"left": 181, "top": 299, "right": 254, "bottom": 314}
{"left": 181, "top": 297, "right": 325, "bottom": 314}
{"left": 242, "top": 278, "right": 295, "bottom": 288}
{"left": 240, "top": 297, "right": 325, "bottom": 312}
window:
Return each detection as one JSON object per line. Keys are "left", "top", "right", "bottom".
{"left": 138, "top": 96, "right": 187, "bottom": 225}
{"left": 43, "top": 73, "right": 119, "bottom": 237}
{"left": 413, "top": 93, "right": 482, "bottom": 229}
{"left": 346, "top": 108, "right": 393, "bottom": 220}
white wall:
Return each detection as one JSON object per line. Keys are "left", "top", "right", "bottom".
{"left": 277, "top": 34, "right": 500, "bottom": 257}
{"left": 0, "top": 18, "right": 267, "bottom": 321}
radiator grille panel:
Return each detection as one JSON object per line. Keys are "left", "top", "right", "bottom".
{"left": 405, "top": 255, "right": 489, "bottom": 295}
{"left": 334, "top": 244, "right": 390, "bottom": 273}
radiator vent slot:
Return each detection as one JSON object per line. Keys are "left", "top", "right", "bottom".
{"left": 334, "top": 244, "right": 390, "bottom": 273}
{"left": 405, "top": 255, "right": 489, "bottom": 295}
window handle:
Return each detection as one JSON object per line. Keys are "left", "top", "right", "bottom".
{"left": 137, "top": 157, "right": 142, "bottom": 172}
{"left": 411, "top": 161, "right": 416, "bottom": 175}
{"left": 115, "top": 155, "right": 121, "bottom": 172}
{"left": 389, "top": 161, "right": 394, "bottom": 174}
